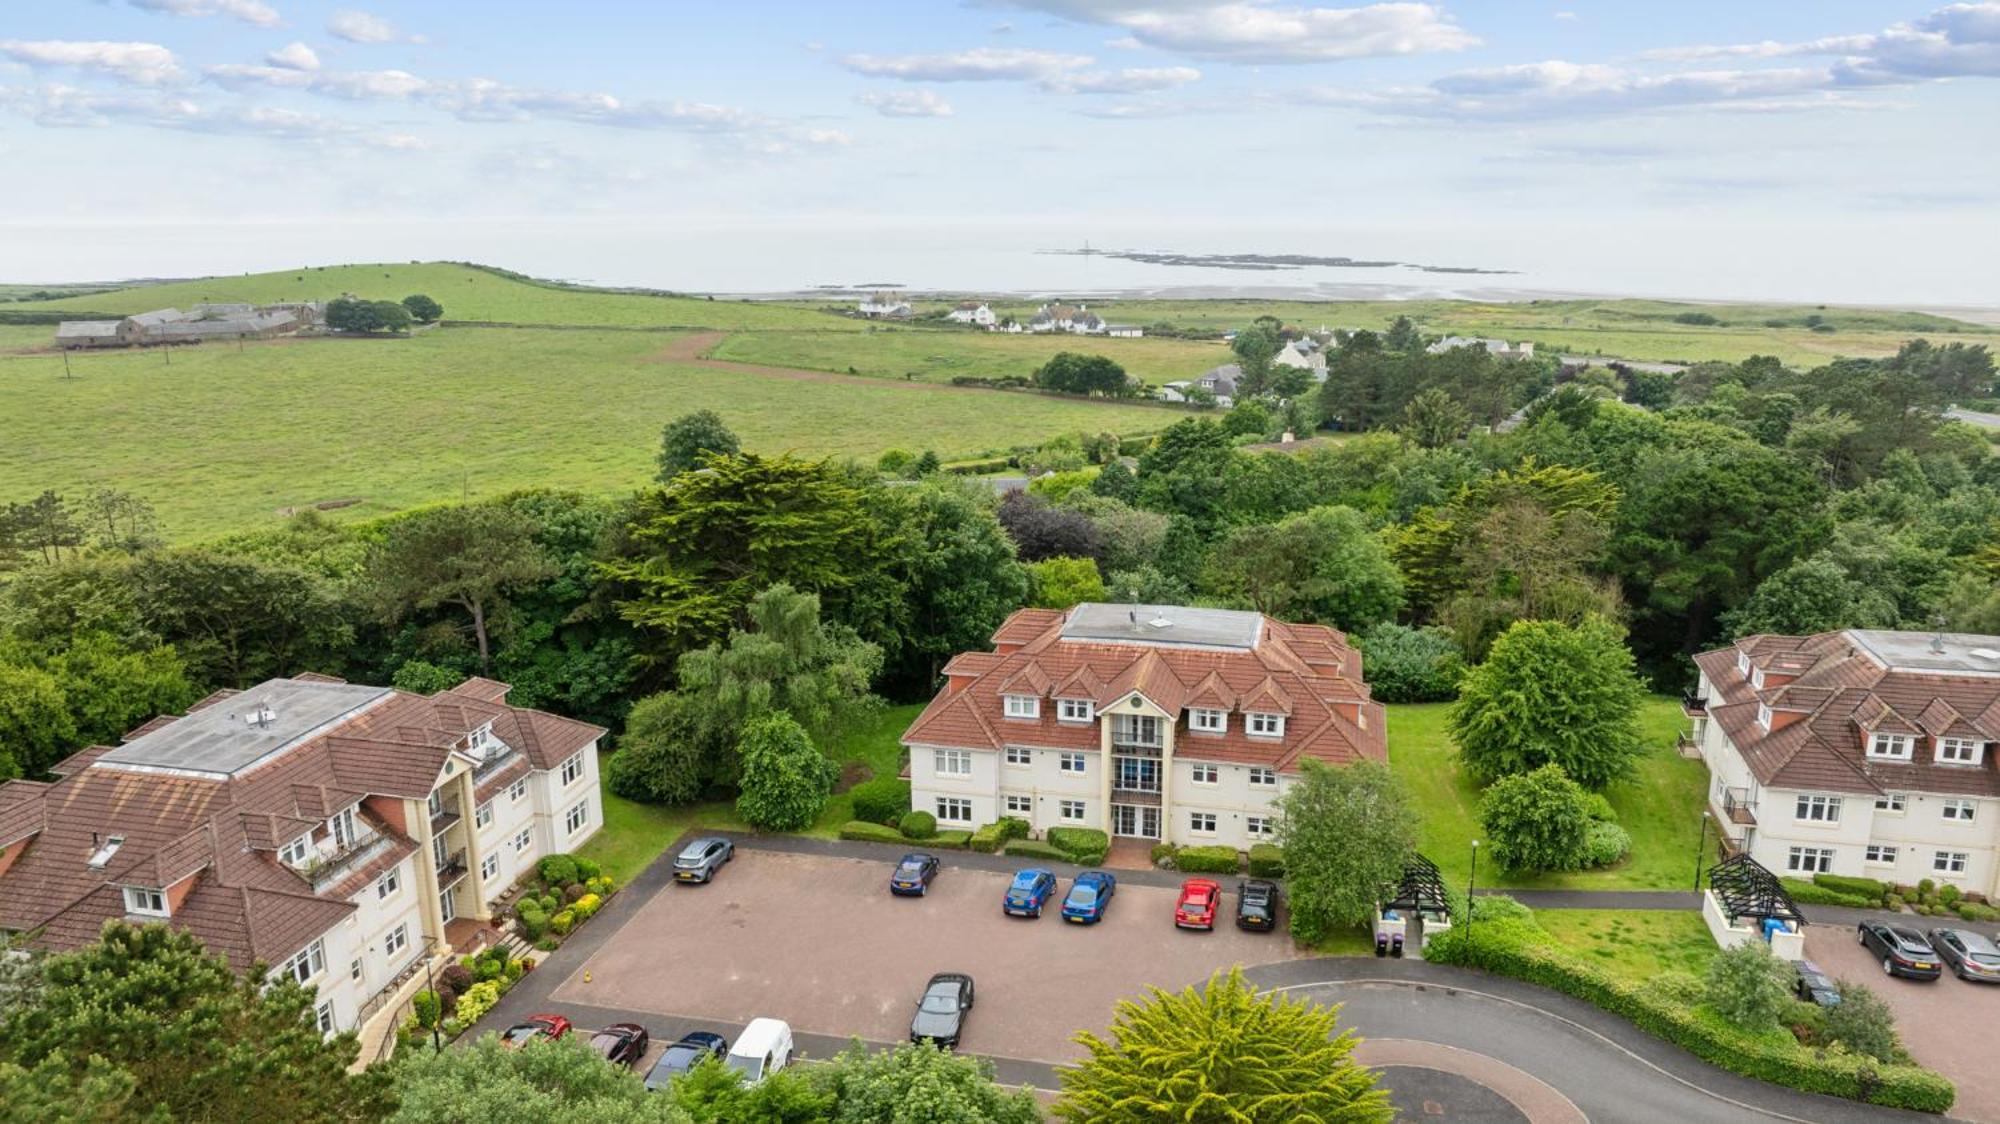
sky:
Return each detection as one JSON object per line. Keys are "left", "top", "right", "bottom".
{"left": 1, "top": 1, "right": 1998, "bottom": 304}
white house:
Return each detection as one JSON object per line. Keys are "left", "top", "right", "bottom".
{"left": 1107, "top": 325, "right": 1144, "bottom": 338}
{"left": 947, "top": 301, "right": 996, "bottom": 327}
{"left": 858, "top": 292, "right": 911, "bottom": 319}
{"left": 903, "top": 604, "right": 1385, "bottom": 849}
{"left": 1427, "top": 336, "right": 1534, "bottom": 361}
{"left": 1689, "top": 629, "right": 2000, "bottom": 898}
{"left": 1274, "top": 339, "right": 1327, "bottom": 379}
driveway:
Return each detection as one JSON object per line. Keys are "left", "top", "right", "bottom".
{"left": 1804, "top": 921, "right": 2000, "bottom": 1123}
{"left": 543, "top": 848, "right": 1302, "bottom": 1062}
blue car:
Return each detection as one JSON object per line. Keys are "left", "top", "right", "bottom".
{"left": 1003, "top": 869, "right": 1059, "bottom": 918}
{"left": 889, "top": 853, "right": 940, "bottom": 896}
{"left": 1061, "top": 870, "right": 1116, "bottom": 924}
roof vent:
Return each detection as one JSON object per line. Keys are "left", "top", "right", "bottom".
{"left": 1973, "top": 648, "right": 2000, "bottom": 661}
{"left": 87, "top": 835, "right": 125, "bottom": 870}
{"left": 243, "top": 703, "right": 276, "bottom": 731}
{"left": 1148, "top": 616, "right": 1174, "bottom": 630}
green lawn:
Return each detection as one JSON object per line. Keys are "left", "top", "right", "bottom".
{"left": 1, "top": 328, "right": 1190, "bottom": 541}
{"left": 710, "top": 326, "right": 1230, "bottom": 387}
{"left": 1535, "top": 908, "right": 1716, "bottom": 985}
{"left": 1388, "top": 696, "right": 1706, "bottom": 891}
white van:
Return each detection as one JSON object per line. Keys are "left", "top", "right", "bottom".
{"left": 725, "top": 1018, "right": 795, "bottom": 1086}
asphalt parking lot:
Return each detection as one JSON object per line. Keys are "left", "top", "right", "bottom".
{"left": 1804, "top": 920, "right": 2000, "bottom": 1123}
{"left": 545, "top": 848, "right": 1304, "bottom": 1064}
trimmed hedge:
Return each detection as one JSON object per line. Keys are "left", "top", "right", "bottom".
{"left": 839, "top": 820, "right": 907, "bottom": 844}
{"left": 1812, "top": 873, "right": 1887, "bottom": 899}
{"left": 1427, "top": 922, "right": 1954, "bottom": 1113}
{"left": 1248, "top": 844, "right": 1285, "bottom": 878}
{"left": 850, "top": 778, "right": 912, "bottom": 825}
{"left": 931, "top": 830, "right": 973, "bottom": 851}
{"left": 899, "top": 810, "right": 938, "bottom": 840}
{"left": 969, "top": 822, "right": 1008, "bottom": 853}
{"left": 1046, "top": 827, "right": 1110, "bottom": 865}
{"left": 1173, "top": 845, "right": 1242, "bottom": 874}
{"left": 1780, "top": 878, "right": 1876, "bottom": 908}
{"left": 1003, "top": 840, "right": 1070, "bottom": 863}
{"left": 1151, "top": 842, "right": 1179, "bottom": 868}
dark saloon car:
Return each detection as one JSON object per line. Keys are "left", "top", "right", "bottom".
{"left": 587, "top": 1022, "right": 650, "bottom": 1068}
{"left": 673, "top": 837, "right": 735, "bottom": 884}
{"left": 501, "top": 1013, "right": 572, "bottom": 1048}
{"left": 910, "top": 972, "right": 976, "bottom": 1049}
{"left": 890, "top": 852, "right": 941, "bottom": 896}
{"left": 1929, "top": 927, "right": 2000, "bottom": 982}
{"left": 1003, "top": 869, "right": 1059, "bottom": 918}
{"left": 1061, "top": 870, "right": 1116, "bottom": 923}
{"left": 1791, "top": 959, "right": 1842, "bottom": 1006}
{"left": 1858, "top": 920, "right": 1942, "bottom": 980}
{"left": 644, "top": 1032, "right": 729, "bottom": 1091}
{"left": 1236, "top": 879, "right": 1280, "bottom": 932}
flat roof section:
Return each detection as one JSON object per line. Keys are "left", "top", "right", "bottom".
{"left": 94, "top": 679, "right": 393, "bottom": 779}
{"left": 1061, "top": 603, "right": 1263, "bottom": 651}
{"left": 1846, "top": 630, "right": 2000, "bottom": 677}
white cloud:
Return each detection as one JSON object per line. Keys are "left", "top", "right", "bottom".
{"left": 266, "top": 42, "right": 321, "bottom": 71}
{"left": 0, "top": 40, "right": 183, "bottom": 86}
{"left": 1642, "top": 1, "right": 2000, "bottom": 83}
{"left": 206, "top": 62, "right": 429, "bottom": 99}
{"left": 858, "top": 89, "right": 955, "bottom": 117}
{"left": 840, "top": 47, "right": 1094, "bottom": 81}
{"left": 1553, "top": 10, "right": 1577, "bottom": 21}
{"left": 0, "top": 82, "right": 425, "bottom": 149}
{"left": 328, "top": 10, "right": 405, "bottom": 44}
{"left": 1040, "top": 65, "right": 1201, "bottom": 93}
{"left": 1003, "top": 1, "right": 1477, "bottom": 63}
{"left": 127, "top": 0, "right": 281, "bottom": 28}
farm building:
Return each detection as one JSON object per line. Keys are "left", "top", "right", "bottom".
{"left": 54, "top": 302, "right": 318, "bottom": 349}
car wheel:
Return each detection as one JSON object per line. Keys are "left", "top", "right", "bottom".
{"left": 1858, "top": 928, "right": 1867, "bottom": 945}
{"left": 1883, "top": 957, "right": 1895, "bottom": 976}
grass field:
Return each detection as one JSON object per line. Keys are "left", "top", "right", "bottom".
{"left": 0, "top": 328, "right": 1188, "bottom": 541}
{"left": 1389, "top": 697, "right": 1706, "bottom": 891}
{"left": 709, "top": 326, "right": 1231, "bottom": 386}
{"left": 1535, "top": 908, "right": 1717, "bottom": 985}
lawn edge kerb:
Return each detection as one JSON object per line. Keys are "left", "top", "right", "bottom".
{"left": 1425, "top": 921, "right": 1955, "bottom": 1114}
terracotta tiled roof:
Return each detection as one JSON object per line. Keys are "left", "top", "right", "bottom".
{"left": 904, "top": 605, "right": 1385, "bottom": 772}
{"left": 473, "top": 754, "right": 533, "bottom": 804}
{"left": 446, "top": 677, "right": 513, "bottom": 704}
{"left": 47, "top": 745, "right": 114, "bottom": 778}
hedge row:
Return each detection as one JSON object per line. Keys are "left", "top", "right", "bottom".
{"left": 1780, "top": 878, "right": 1877, "bottom": 909}
{"left": 1426, "top": 922, "right": 1954, "bottom": 1113}
{"left": 1173, "top": 846, "right": 1242, "bottom": 874}
{"left": 970, "top": 817, "right": 1030, "bottom": 854}
{"left": 839, "top": 821, "right": 906, "bottom": 844}
{"left": 849, "top": 778, "right": 911, "bottom": 825}
{"left": 1004, "top": 840, "right": 1070, "bottom": 863}
{"left": 1046, "top": 827, "right": 1110, "bottom": 865}
{"left": 1248, "top": 844, "right": 1285, "bottom": 878}
{"left": 1811, "top": 873, "right": 1888, "bottom": 899}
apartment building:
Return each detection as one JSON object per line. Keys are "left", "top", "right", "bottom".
{"left": 1690, "top": 629, "right": 2000, "bottom": 896}
{"left": 0, "top": 673, "right": 603, "bottom": 1038}
{"left": 903, "top": 604, "right": 1386, "bottom": 849}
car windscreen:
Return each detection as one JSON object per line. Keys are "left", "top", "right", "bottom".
{"left": 921, "top": 990, "right": 960, "bottom": 1013}
{"left": 1069, "top": 886, "right": 1097, "bottom": 904}
{"left": 503, "top": 1025, "right": 540, "bottom": 1044}
{"left": 725, "top": 1053, "right": 764, "bottom": 1081}
{"left": 676, "top": 845, "right": 708, "bottom": 863}
{"left": 897, "top": 861, "right": 925, "bottom": 876}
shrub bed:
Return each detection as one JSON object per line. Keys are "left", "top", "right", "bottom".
{"left": 1046, "top": 827, "right": 1110, "bottom": 865}
{"left": 1780, "top": 878, "right": 1876, "bottom": 908}
{"left": 930, "top": 830, "right": 973, "bottom": 850}
{"left": 1172, "top": 845, "right": 1242, "bottom": 874}
{"left": 969, "top": 822, "right": 1007, "bottom": 853}
{"left": 1003, "top": 840, "right": 1070, "bottom": 863}
{"left": 899, "top": 810, "right": 938, "bottom": 840}
{"left": 1248, "top": 844, "right": 1286, "bottom": 878}
{"left": 850, "top": 778, "right": 912, "bottom": 825}
{"left": 839, "top": 820, "right": 907, "bottom": 844}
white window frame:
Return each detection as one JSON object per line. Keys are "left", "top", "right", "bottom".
{"left": 480, "top": 853, "right": 499, "bottom": 881}
{"left": 1004, "top": 794, "right": 1032, "bottom": 815}
{"left": 1943, "top": 799, "right": 1976, "bottom": 822}
{"left": 1189, "top": 812, "right": 1217, "bottom": 834}
{"left": 1248, "top": 766, "right": 1278, "bottom": 787}
{"left": 1940, "top": 737, "right": 1984, "bottom": 765}
{"left": 1867, "top": 733, "right": 1913, "bottom": 761}
{"left": 1786, "top": 846, "right": 1834, "bottom": 874}
{"left": 279, "top": 834, "right": 311, "bottom": 867}
{"left": 1794, "top": 794, "right": 1842, "bottom": 824}
{"left": 1755, "top": 703, "right": 1772, "bottom": 730}
{"left": 1004, "top": 746, "right": 1031, "bottom": 766}
{"left": 1058, "top": 799, "right": 1086, "bottom": 822}
{"left": 1875, "top": 792, "right": 1906, "bottom": 813}
{"left": 122, "top": 886, "right": 168, "bottom": 917}
{"left": 1247, "top": 713, "right": 1285, "bottom": 738}
{"left": 934, "top": 748, "right": 972, "bottom": 778}
{"left": 565, "top": 800, "right": 589, "bottom": 836}
{"left": 513, "top": 827, "right": 533, "bottom": 853}
{"left": 508, "top": 777, "right": 528, "bottom": 803}
{"left": 474, "top": 801, "right": 493, "bottom": 829}
{"left": 1736, "top": 650, "right": 1750, "bottom": 675}
{"left": 1191, "top": 763, "right": 1218, "bottom": 785}
{"left": 1247, "top": 815, "right": 1275, "bottom": 837}
{"left": 1865, "top": 844, "right": 1898, "bottom": 865}
{"left": 328, "top": 806, "right": 358, "bottom": 849}
{"left": 1935, "top": 850, "right": 1970, "bottom": 875}
{"left": 375, "top": 867, "right": 400, "bottom": 900}
{"left": 315, "top": 1000, "right": 336, "bottom": 1036}
{"left": 1057, "top": 698, "right": 1094, "bottom": 723}
{"left": 279, "top": 938, "right": 326, "bottom": 985}
{"left": 935, "top": 797, "right": 973, "bottom": 824}
{"left": 383, "top": 923, "right": 408, "bottom": 959}
{"left": 350, "top": 958, "right": 363, "bottom": 982}
{"left": 1751, "top": 667, "right": 1766, "bottom": 689}
{"left": 1189, "top": 708, "right": 1225, "bottom": 734}
{"left": 1003, "top": 695, "right": 1040, "bottom": 720}
{"left": 560, "top": 753, "right": 585, "bottom": 786}
{"left": 1059, "top": 752, "right": 1087, "bottom": 774}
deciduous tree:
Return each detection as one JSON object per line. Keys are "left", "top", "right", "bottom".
{"left": 1277, "top": 759, "right": 1417, "bottom": 941}
{"left": 1448, "top": 616, "right": 1645, "bottom": 789}
{"left": 811, "top": 1041, "right": 1040, "bottom": 1124}
{"left": 389, "top": 1034, "right": 689, "bottom": 1124}
{"left": 1478, "top": 764, "right": 1593, "bottom": 872}
{"left": 1027, "top": 556, "right": 1106, "bottom": 609}
{"left": 735, "top": 713, "right": 839, "bottom": 834}
{"left": 1203, "top": 505, "right": 1402, "bottom": 632}
{"left": 655, "top": 410, "right": 741, "bottom": 481}
{"left": 400, "top": 294, "right": 443, "bottom": 323}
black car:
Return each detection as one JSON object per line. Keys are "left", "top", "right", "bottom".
{"left": 1858, "top": 920, "right": 1942, "bottom": 980}
{"left": 645, "top": 1031, "right": 729, "bottom": 1091}
{"left": 889, "top": 852, "right": 941, "bottom": 896}
{"left": 1928, "top": 927, "right": 2000, "bottom": 982}
{"left": 909, "top": 972, "right": 975, "bottom": 1050}
{"left": 1236, "top": 880, "right": 1280, "bottom": 932}
{"left": 673, "top": 837, "right": 734, "bottom": 884}
{"left": 1791, "top": 959, "right": 1842, "bottom": 1006}
{"left": 587, "top": 1022, "right": 650, "bottom": 1069}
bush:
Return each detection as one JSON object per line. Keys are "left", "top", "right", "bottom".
{"left": 931, "top": 830, "right": 973, "bottom": 850}
{"left": 969, "top": 822, "right": 1008, "bottom": 853}
{"left": 1356, "top": 623, "right": 1466, "bottom": 703}
{"left": 1955, "top": 902, "right": 2000, "bottom": 922}
{"left": 572, "top": 893, "right": 603, "bottom": 921}
{"left": 1580, "top": 792, "right": 1616, "bottom": 822}
{"left": 1582, "top": 821, "right": 1632, "bottom": 868}
{"left": 734, "top": 713, "right": 839, "bottom": 831}
{"left": 1479, "top": 764, "right": 1593, "bottom": 872}
{"left": 516, "top": 905, "right": 548, "bottom": 940}
{"left": 1173, "top": 845, "right": 1242, "bottom": 874}
{"left": 537, "top": 854, "right": 580, "bottom": 888}
{"left": 549, "top": 909, "right": 576, "bottom": 936}
{"left": 996, "top": 816, "right": 1030, "bottom": 841}
{"left": 1704, "top": 942, "right": 1794, "bottom": 1032}
{"left": 839, "top": 820, "right": 907, "bottom": 844}
{"left": 1003, "top": 840, "right": 1071, "bottom": 863}
{"left": 453, "top": 980, "right": 503, "bottom": 1027}
{"left": 439, "top": 963, "right": 474, "bottom": 994}
{"left": 1150, "top": 842, "right": 1179, "bottom": 868}
{"left": 1826, "top": 982, "right": 1901, "bottom": 1063}
{"left": 1812, "top": 873, "right": 1886, "bottom": 900}
{"left": 573, "top": 856, "right": 602, "bottom": 881}
{"left": 562, "top": 883, "right": 587, "bottom": 904}
{"left": 899, "top": 810, "right": 938, "bottom": 840}
{"left": 850, "top": 777, "right": 912, "bottom": 825}
{"left": 1780, "top": 878, "right": 1875, "bottom": 908}
{"left": 534, "top": 937, "right": 559, "bottom": 952}
{"left": 1046, "top": 827, "right": 1110, "bottom": 864}
{"left": 412, "top": 989, "right": 443, "bottom": 1029}
{"left": 1248, "top": 844, "right": 1286, "bottom": 878}
{"left": 1940, "top": 883, "right": 1962, "bottom": 906}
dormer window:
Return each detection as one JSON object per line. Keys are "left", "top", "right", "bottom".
{"left": 1004, "top": 695, "right": 1040, "bottom": 720}
{"left": 1247, "top": 713, "right": 1285, "bottom": 738}
{"left": 1756, "top": 703, "right": 1772, "bottom": 730}
{"left": 1057, "top": 698, "right": 1094, "bottom": 723}
{"left": 1189, "top": 708, "right": 1225, "bottom": 734}
{"left": 328, "top": 806, "right": 357, "bottom": 850}
{"left": 1868, "top": 733, "right": 1913, "bottom": 760}
{"left": 279, "top": 834, "right": 312, "bottom": 866}
{"left": 122, "top": 886, "right": 168, "bottom": 917}
{"left": 1736, "top": 651, "right": 1750, "bottom": 675}
{"left": 1751, "top": 668, "right": 1765, "bottom": 689}
{"left": 1940, "top": 738, "right": 1984, "bottom": 765}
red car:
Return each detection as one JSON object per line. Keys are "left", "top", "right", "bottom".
{"left": 501, "top": 1013, "right": 572, "bottom": 1048}
{"left": 1175, "top": 878, "right": 1222, "bottom": 931}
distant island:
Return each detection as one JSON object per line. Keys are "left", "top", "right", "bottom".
{"left": 1039, "top": 247, "right": 1516, "bottom": 275}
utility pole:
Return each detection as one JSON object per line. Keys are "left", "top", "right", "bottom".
{"left": 1693, "top": 811, "right": 1712, "bottom": 892}
{"left": 60, "top": 349, "right": 72, "bottom": 380}
{"left": 1466, "top": 839, "right": 1479, "bottom": 945}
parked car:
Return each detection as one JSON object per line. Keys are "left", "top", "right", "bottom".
{"left": 1858, "top": 921, "right": 1942, "bottom": 980}
{"left": 587, "top": 1022, "right": 650, "bottom": 1068}
{"left": 1175, "top": 878, "right": 1222, "bottom": 931}
{"left": 1236, "top": 879, "right": 1280, "bottom": 932}
{"left": 673, "top": 837, "right": 735, "bottom": 884}
{"left": 1928, "top": 927, "right": 2000, "bottom": 982}
{"left": 1061, "top": 871, "right": 1116, "bottom": 923}
{"left": 644, "top": 1031, "right": 729, "bottom": 1091}
{"left": 1003, "top": 869, "right": 1059, "bottom": 918}
{"left": 909, "top": 972, "right": 976, "bottom": 1049}
{"left": 1791, "top": 959, "right": 1842, "bottom": 1006}
{"left": 890, "top": 852, "right": 941, "bottom": 896}
{"left": 726, "top": 1018, "right": 795, "bottom": 1086}
{"left": 501, "top": 1013, "right": 572, "bottom": 1048}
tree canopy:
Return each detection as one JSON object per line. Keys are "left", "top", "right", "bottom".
{"left": 735, "top": 711, "right": 839, "bottom": 831}
{"left": 362, "top": 503, "right": 557, "bottom": 672}
{"left": 1448, "top": 616, "right": 1646, "bottom": 790}
{"left": 1276, "top": 759, "right": 1418, "bottom": 941}
{"left": 390, "top": 1034, "right": 690, "bottom": 1124}
{"left": 656, "top": 410, "right": 742, "bottom": 481}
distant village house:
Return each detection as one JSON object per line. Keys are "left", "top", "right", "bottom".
{"left": 947, "top": 301, "right": 996, "bottom": 327}
{"left": 1426, "top": 336, "right": 1535, "bottom": 361}
{"left": 857, "top": 291, "right": 912, "bottom": 319}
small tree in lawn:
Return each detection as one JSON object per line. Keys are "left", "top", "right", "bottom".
{"left": 1447, "top": 615, "right": 1645, "bottom": 790}
{"left": 401, "top": 294, "right": 443, "bottom": 323}
{"left": 1825, "top": 982, "right": 1900, "bottom": 1063}
{"left": 1276, "top": 759, "right": 1417, "bottom": 943}
{"left": 655, "top": 410, "right": 741, "bottom": 481}
{"left": 605, "top": 691, "right": 708, "bottom": 805}
{"left": 1056, "top": 966, "right": 1392, "bottom": 1123}
{"left": 1479, "top": 764, "right": 1593, "bottom": 872}
{"left": 734, "top": 713, "right": 838, "bottom": 831}
{"left": 1703, "top": 941, "right": 1793, "bottom": 1033}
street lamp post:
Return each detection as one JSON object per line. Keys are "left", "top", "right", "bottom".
{"left": 1466, "top": 840, "right": 1479, "bottom": 945}
{"left": 1693, "top": 811, "right": 1712, "bottom": 893}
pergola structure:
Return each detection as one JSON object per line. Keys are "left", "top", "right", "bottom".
{"left": 1707, "top": 852, "right": 1807, "bottom": 928}
{"left": 1383, "top": 854, "right": 1453, "bottom": 920}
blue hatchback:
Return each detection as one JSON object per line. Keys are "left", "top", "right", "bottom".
{"left": 1061, "top": 870, "right": 1116, "bottom": 924}
{"left": 1003, "top": 869, "right": 1059, "bottom": 918}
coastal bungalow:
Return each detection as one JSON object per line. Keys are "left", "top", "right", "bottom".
{"left": 1160, "top": 363, "right": 1239, "bottom": 408}
{"left": 857, "top": 291, "right": 912, "bottom": 319}
{"left": 904, "top": 604, "right": 1385, "bottom": 849}
{"left": 1426, "top": 336, "right": 1535, "bottom": 361}
{"left": 947, "top": 301, "right": 996, "bottom": 326}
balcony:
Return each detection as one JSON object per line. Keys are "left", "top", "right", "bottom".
{"left": 437, "top": 848, "right": 469, "bottom": 890}
{"left": 428, "top": 800, "right": 461, "bottom": 835}
{"left": 1681, "top": 691, "right": 1708, "bottom": 717}
{"left": 1717, "top": 788, "right": 1757, "bottom": 827}
{"left": 300, "top": 830, "right": 390, "bottom": 893}
{"left": 1109, "top": 716, "right": 1162, "bottom": 751}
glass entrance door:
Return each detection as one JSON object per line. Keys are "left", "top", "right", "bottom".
{"left": 1111, "top": 804, "right": 1161, "bottom": 838}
